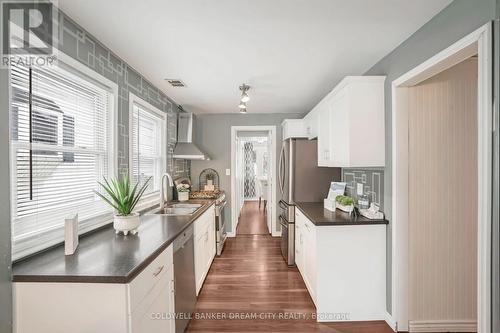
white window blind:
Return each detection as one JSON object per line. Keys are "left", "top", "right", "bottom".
{"left": 130, "top": 98, "right": 166, "bottom": 197}
{"left": 10, "top": 63, "right": 115, "bottom": 260}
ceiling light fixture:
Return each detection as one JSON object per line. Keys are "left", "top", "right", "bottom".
{"left": 238, "top": 101, "right": 247, "bottom": 109}
{"left": 239, "top": 84, "right": 250, "bottom": 102}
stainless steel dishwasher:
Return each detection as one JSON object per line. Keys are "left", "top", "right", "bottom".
{"left": 173, "top": 225, "right": 197, "bottom": 333}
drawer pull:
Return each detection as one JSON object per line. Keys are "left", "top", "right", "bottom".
{"left": 152, "top": 265, "right": 165, "bottom": 277}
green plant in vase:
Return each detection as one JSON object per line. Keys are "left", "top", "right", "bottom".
{"left": 95, "top": 175, "right": 151, "bottom": 235}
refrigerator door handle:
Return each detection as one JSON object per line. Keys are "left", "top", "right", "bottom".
{"left": 278, "top": 145, "right": 285, "bottom": 195}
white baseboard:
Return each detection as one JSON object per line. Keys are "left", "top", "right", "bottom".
{"left": 271, "top": 231, "right": 281, "bottom": 237}
{"left": 227, "top": 232, "right": 236, "bottom": 237}
{"left": 385, "top": 312, "right": 397, "bottom": 332}
{"left": 409, "top": 320, "right": 477, "bottom": 332}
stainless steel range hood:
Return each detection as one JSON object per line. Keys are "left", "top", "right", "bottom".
{"left": 173, "top": 112, "right": 210, "bottom": 160}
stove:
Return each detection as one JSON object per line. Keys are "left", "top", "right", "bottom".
{"left": 175, "top": 178, "right": 227, "bottom": 255}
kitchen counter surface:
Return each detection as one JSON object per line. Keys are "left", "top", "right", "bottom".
{"left": 12, "top": 200, "right": 215, "bottom": 284}
{"left": 295, "top": 202, "right": 389, "bottom": 226}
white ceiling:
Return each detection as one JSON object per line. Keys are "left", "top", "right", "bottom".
{"left": 57, "top": 0, "right": 452, "bottom": 114}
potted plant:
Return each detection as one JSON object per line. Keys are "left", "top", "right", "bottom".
{"left": 177, "top": 184, "right": 190, "bottom": 202}
{"left": 95, "top": 175, "right": 151, "bottom": 235}
{"left": 206, "top": 173, "right": 214, "bottom": 186}
{"left": 335, "top": 195, "right": 355, "bottom": 214}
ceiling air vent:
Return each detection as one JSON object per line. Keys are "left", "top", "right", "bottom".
{"left": 166, "top": 79, "right": 186, "bottom": 87}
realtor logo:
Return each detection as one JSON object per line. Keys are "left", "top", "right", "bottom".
{"left": 1, "top": 1, "right": 57, "bottom": 67}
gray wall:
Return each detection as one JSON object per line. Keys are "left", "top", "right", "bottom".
{"left": 56, "top": 11, "right": 190, "bottom": 184}
{"left": 0, "top": 63, "right": 12, "bottom": 333}
{"left": 191, "top": 113, "right": 302, "bottom": 234}
{"left": 363, "top": 0, "right": 497, "bottom": 315}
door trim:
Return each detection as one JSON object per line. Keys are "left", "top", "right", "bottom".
{"left": 229, "top": 126, "right": 278, "bottom": 237}
{"left": 391, "top": 23, "right": 492, "bottom": 332}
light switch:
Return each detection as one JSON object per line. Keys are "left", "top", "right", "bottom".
{"left": 226, "top": 169, "right": 231, "bottom": 176}
{"left": 357, "top": 183, "right": 364, "bottom": 195}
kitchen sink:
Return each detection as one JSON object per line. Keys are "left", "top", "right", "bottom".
{"left": 148, "top": 203, "right": 203, "bottom": 216}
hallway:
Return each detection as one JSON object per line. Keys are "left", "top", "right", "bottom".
{"left": 187, "top": 203, "right": 393, "bottom": 333}
{"left": 236, "top": 201, "right": 269, "bottom": 235}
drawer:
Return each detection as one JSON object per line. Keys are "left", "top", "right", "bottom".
{"left": 128, "top": 244, "right": 173, "bottom": 312}
{"left": 194, "top": 205, "right": 214, "bottom": 237}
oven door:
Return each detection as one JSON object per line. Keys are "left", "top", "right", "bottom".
{"left": 216, "top": 200, "right": 227, "bottom": 255}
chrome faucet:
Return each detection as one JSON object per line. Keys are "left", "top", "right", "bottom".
{"left": 160, "top": 173, "right": 174, "bottom": 210}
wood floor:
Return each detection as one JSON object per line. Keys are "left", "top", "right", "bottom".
{"left": 236, "top": 201, "right": 269, "bottom": 235}
{"left": 187, "top": 203, "right": 394, "bottom": 333}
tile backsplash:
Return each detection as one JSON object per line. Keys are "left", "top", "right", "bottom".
{"left": 342, "top": 168, "right": 384, "bottom": 211}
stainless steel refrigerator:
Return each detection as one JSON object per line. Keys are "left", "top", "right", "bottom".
{"left": 278, "top": 139, "right": 341, "bottom": 266}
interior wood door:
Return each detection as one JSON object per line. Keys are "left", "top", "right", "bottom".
{"left": 408, "top": 58, "right": 478, "bottom": 324}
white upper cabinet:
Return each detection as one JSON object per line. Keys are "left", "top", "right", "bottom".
{"left": 310, "top": 76, "right": 386, "bottom": 167}
{"left": 304, "top": 106, "right": 319, "bottom": 139}
{"left": 316, "top": 99, "right": 331, "bottom": 167}
{"left": 281, "top": 119, "right": 307, "bottom": 140}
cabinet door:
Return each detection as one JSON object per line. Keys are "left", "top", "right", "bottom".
{"left": 329, "top": 88, "right": 349, "bottom": 167}
{"left": 204, "top": 228, "right": 211, "bottom": 272}
{"left": 131, "top": 267, "right": 174, "bottom": 333}
{"left": 209, "top": 217, "right": 216, "bottom": 259}
{"left": 317, "top": 102, "right": 331, "bottom": 166}
{"left": 295, "top": 223, "right": 302, "bottom": 273}
{"left": 304, "top": 108, "right": 319, "bottom": 139}
{"left": 194, "top": 226, "right": 205, "bottom": 295}
{"left": 303, "top": 220, "right": 316, "bottom": 303}
{"left": 295, "top": 210, "right": 304, "bottom": 274}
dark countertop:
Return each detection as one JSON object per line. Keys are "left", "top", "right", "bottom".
{"left": 295, "top": 202, "right": 389, "bottom": 226}
{"left": 12, "top": 200, "right": 215, "bottom": 284}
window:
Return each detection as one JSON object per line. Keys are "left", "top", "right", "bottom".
{"left": 129, "top": 94, "right": 166, "bottom": 199}
{"left": 10, "top": 61, "right": 116, "bottom": 260}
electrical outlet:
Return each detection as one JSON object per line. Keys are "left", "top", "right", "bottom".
{"left": 226, "top": 169, "right": 231, "bottom": 176}
{"left": 357, "top": 183, "right": 364, "bottom": 195}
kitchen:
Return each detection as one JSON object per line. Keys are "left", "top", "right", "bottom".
{"left": 0, "top": 1, "right": 499, "bottom": 333}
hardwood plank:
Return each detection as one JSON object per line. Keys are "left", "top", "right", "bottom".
{"left": 236, "top": 201, "right": 269, "bottom": 235}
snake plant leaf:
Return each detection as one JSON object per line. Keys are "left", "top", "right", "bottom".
{"left": 95, "top": 175, "right": 152, "bottom": 216}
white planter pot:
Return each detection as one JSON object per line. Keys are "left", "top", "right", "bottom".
{"left": 336, "top": 203, "right": 354, "bottom": 214}
{"left": 113, "top": 213, "right": 140, "bottom": 235}
{"left": 178, "top": 192, "right": 189, "bottom": 202}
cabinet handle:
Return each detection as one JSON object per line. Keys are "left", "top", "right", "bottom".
{"left": 153, "top": 265, "right": 165, "bottom": 277}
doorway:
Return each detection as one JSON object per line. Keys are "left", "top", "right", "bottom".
{"left": 230, "top": 126, "right": 277, "bottom": 237}
{"left": 391, "top": 23, "right": 492, "bottom": 332}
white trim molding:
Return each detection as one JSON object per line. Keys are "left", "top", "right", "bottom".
{"left": 409, "top": 320, "right": 477, "bottom": 332}
{"left": 384, "top": 311, "right": 397, "bottom": 332}
{"left": 390, "top": 23, "right": 492, "bottom": 333}
{"left": 230, "top": 126, "right": 277, "bottom": 238}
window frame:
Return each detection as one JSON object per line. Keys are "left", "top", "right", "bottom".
{"left": 9, "top": 52, "right": 119, "bottom": 261}
{"left": 128, "top": 93, "right": 167, "bottom": 209}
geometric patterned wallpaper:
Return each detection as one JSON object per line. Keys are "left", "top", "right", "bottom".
{"left": 55, "top": 10, "right": 190, "bottom": 190}
{"left": 342, "top": 168, "right": 385, "bottom": 211}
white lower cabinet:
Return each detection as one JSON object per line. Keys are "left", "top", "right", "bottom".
{"left": 14, "top": 245, "right": 175, "bottom": 333}
{"left": 194, "top": 204, "right": 216, "bottom": 295}
{"left": 295, "top": 208, "right": 386, "bottom": 322}
{"left": 131, "top": 266, "right": 175, "bottom": 333}
{"left": 295, "top": 210, "right": 316, "bottom": 304}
